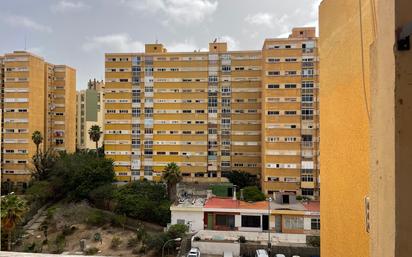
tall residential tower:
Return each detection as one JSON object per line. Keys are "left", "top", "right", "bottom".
{"left": 0, "top": 51, "right": 76, "bottom": 189}
{"left": 104, "top": 27, "right": 319, "bottom": 197}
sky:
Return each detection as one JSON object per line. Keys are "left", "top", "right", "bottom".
{"left": 0, "top": 0, "right": 321, "bottom": 89}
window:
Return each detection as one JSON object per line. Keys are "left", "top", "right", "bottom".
{"left": 268, "top": 111, "right": 279, "bottom": 115}
{"left": 302, "top": 175, "right": 314, "bottom": 182}
{"left": 302, "top": 188, "right": 314, "bottom": 196}
{"left": 311, "top": 218, "right": 320, "bottom": 230}
{"left": 284, "top": 216, "right": 304, "bottom": 230}
{"left": 285, "top": 84, "right": 297, "bottom": 89}
{"left": 285, "top": 111, "right": 297, "bottom": 115}
{"left": 267, "top": 58, "right": 280, "bottom": 63}
{"left": 268, "top": 84, "right": 280, "bottom": 89}
{"left": 241, "top": 216, "right": 261, "bottom": 228}
{"left": 268, "top": 71, "right": 280, "bottom": 76}
{"left": 215, "top": 214, "right": 235, "bottom": 228}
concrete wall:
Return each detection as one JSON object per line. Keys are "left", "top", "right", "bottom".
{"left": 240, "top": 244, "right": 319, "bottom": 257}
{"left": 393, "top": 0, "right": 412, "bottom": 255}
{"left": 319, "top": 0, "right": 375, "bottom": 256}
{"left": 192, "top": 241, "right": 240, "bottom": 257}
{"left": 171, "top": 210, "right": 204, "bottom": 232}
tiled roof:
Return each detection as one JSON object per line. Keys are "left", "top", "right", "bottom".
{"left": 239, "top": 200, "right": 268, "bottom": 209}
{"left": 303, "top": 201, "right": 320, "bottom": 212}
{"left": 204, "top": 197, "right": 239, "bottom": 208}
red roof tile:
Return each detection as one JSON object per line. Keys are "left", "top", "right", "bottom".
{"left": 204, "top": 197, "right": 239, "bottom": 208}
{"left": 303, "top": 201, "right": 320, "bottom": 212}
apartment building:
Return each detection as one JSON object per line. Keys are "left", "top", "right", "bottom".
{"left": 261, "top": 28, "right": 319, "bottom": 197}
{"left": 0, "top": 51, "right": 76, "bottom": 188}
{"left": 104, "top": 27, "right": 319, "bottom": 197}
{"left": 76, "top": 79, "right": 105, "bottom": 150}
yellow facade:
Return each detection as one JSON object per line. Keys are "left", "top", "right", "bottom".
{"left": 104, "top": 28, "right": 319, "bottom": 198}
{"left": 319, "top": 0, "right": 374, "bottom": 256}
{"left": 261, "top": 28, "right": 319, "bottom": 197}
{"left": 0, "top": 51, "right": 76, "bottom": 188}
{"left": 320, "top": 0, "right": 412, "bottom": 256}
{"left": 76, "top": 80, "right": 105, "bottom": 150}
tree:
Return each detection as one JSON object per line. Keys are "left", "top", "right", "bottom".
{"left": 31, "top": 148, "right": 57, "bottom": 181}
{"left": 88, "top": 125, "right": 102, "bottom": 154}
{"left": 31, "top": 130, "right": 43, "bottom": 167}
{"left": 225, "top": 170, "right": 258, "bottom": 189}
{"left": 48, "top": 151, "right": 115, "bottom": 200}
{"left": 162, "top": 163, "right": 182, "bottom": 203}
{"left": 241, "top": 186, "right": 265, "bottom": 202}
{"left": 1, "top": 194, "right": 28, "bottom": 250}
{"left": 114, "top": 181, "right": 171, "bottom": 225}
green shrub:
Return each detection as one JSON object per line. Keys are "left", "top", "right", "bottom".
{"left": 127, "top": 237, "right": 139, "bottom": 248}
{"left": 86, "top": 210, "right": 106, "bottom": 226}
{"left": 84, "top": 247, "right": 99, "bottom": 255}
{"left": 307, "top": 235, "right": 320, "bottom": 247}
{"left": 241, "top": 186, "right": 265, "bottom": 202}
{"left": 110, "top": 214, "right": 126, "bottom": 227}
{"left": 111, "top": 236, "right": 122, "bottom": 249}
{"left": 50, "top": 234, "right": 66, "bottom": 254}
{"left": 166, "top": 224, "right": 188, "bottom": 239}
{"left": 62, "top": 224, "right": 76, "bottom": 236}
{"left": 238, "top": 236, "right": 246, "bottom": 243}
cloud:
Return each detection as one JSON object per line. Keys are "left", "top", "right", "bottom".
{"left": 82, "top": 34, "right": 145, "bottom": 52}
{"left": 220, "top": 36, "right": 240, "bottom": 51}
{"left": 51, "top": 0, "right": 89, "bottom": 13}
{"left": 167, "top": 40, "right": 201, "bottom": 52}
{"left": 122, "top": 0, "right": 218, "bottom": 24}
{"left": 245, "top": 13, "right": 274, "bottom": 27}
{"left": 2, "top": 15, "right": 52, "bottom": 33}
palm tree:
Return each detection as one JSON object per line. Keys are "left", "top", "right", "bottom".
{"left": 1, "top": 194, "right": 28, "bottom": 250}
{"left": 162, "top": 163, "right": 182, "bottom": 203}
{"left": 31, "top": 131, "right": 43, "bottom": 163}
{"left": 88, "top": 125, "right": 102, "bottom": 154}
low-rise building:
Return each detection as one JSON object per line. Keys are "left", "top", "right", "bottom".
{"left": 170, "top": 192, "right": 319, "bottom": 243}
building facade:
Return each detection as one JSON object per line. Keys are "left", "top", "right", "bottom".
{"left": 104, "top": 27, "right": 319, "bottom": 197}
{"left": 320, "top": 0, "right": 412, "bottom": 257}
{"left": 0, "top": 51, "right": 76, "bottom": 188}
{"left": 76, "top": 79, "right": 105, "bottom": 150}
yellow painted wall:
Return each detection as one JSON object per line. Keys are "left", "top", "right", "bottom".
{"left": 319, "top": 0, "right": 375, "bottom": 256}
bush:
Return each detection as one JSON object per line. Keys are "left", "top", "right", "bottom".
{"left": 238, "top": 235, "right": 247, "bottom": 243}
{"left": 86, "top": 210, "right": 106, "bottom": 226}
{"left": 241, "top": 186, "right": 265, "bottom": 202}
{"left": 84, "top": 247, "right": 99, "bottom": 255}
{"left": 23, "top": 242, "right": 42, "bottom": 253}
{"left": 166, "top": 224, "right": 188, "bottom": 239}
{"left": 114, "top": 181, "right": 171, "bottom": 225}
{"left": 307, "top": 236, "right": 320, "bottom": 247}
{"left": 110, "top": 214, "right": 126, "bottom": 227}
{"left": 62, "top": 224, "right": 76, "bottom": 236}
{"left": 127, "top": 237, "right": 139, "bottom": 248}
{"left": 47, "top": 151, "right": 115, "bottom": 200}
{"left": 50, "top": 234, "right": 66, "bottom": 254}
{"left": 193, "top": 236, "right": 201, "bottom": 241}
{"left": 111, "top": 236, "right": 122, "bottom": 249}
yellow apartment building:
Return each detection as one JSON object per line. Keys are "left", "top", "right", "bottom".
{"left": 0, "top": 51, "right": 76, "bottom": 189}
{"left": 262, "top": 28, "right": 319, "bottom": 197}
{"left": 320, "top": 0, "right": 412, "bottom": 256}
{"left": 104, "top": 27, "right": 319, "bottom": 197}
{"left": 76, "top": 79, "right": 105, "bottom": 150}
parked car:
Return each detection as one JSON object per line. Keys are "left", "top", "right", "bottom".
{"left": 187, "top": 247, "right": 200, "bottom": 257}
{"left": 292, "top": 255, "right": 301, "bottom": 257}
{"left": 255, "top": 249, "right": 269, "bottom": 257}
{"left": 275, "top": 254, "right": 286, "bottom": 257}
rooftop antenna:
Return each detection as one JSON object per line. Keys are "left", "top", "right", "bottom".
{"left": 213, "top": 38, "right": 217, "bottom": 43}
{"left": 24, "top": 34, "right": 27, "bottom": 50}
{"left": 155, "top": 35, "right": 158, "bottom": 44}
